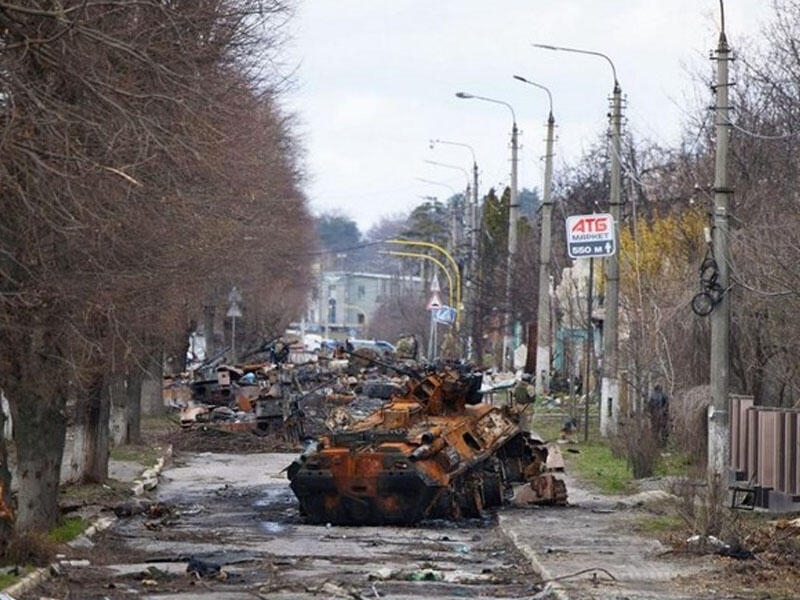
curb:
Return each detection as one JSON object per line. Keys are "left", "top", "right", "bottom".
{"left": 498, "top": 514, "right": 570, "bottom": 600}
{"left": 1, "top": 445, "right": 172, "bottom": 598}
{"left": 130, "top": 445, "right": 172, "bottom": 497}
{"left": 2, "top": 566, "right": 49, "bottom": 598}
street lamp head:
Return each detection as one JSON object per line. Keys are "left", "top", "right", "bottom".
{"left": 430, "top": 138, "right": 478, "bottom": 167}
{"left": 456, "top": 91, "right": 516, "bottom": 123}
{"left": 532, "top": 42, "right": 618, "bottom": 87}
{"left": 513, "top": 74, "right": 554, "bottom": 117}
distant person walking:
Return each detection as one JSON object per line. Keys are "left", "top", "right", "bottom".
{"left": 648, "top": 384, "right": 669, "bottom": 445}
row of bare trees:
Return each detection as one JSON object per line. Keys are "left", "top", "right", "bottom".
{"left": 0, "top": 0, "right": 314, "bottom": 544}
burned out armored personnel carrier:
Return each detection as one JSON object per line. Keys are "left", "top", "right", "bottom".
{"left": 287, "top": 365, "right": 566, "bottom": 525}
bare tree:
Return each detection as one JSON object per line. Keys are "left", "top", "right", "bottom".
{"left": 0, "top": 0, "right": 313, "bottom": 540}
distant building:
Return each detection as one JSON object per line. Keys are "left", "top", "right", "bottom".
{"left": 552, "top": 261, "right": 601, "bottom": 383}
{"left": 299, "top": 270, "right": 424, "bottom": 340}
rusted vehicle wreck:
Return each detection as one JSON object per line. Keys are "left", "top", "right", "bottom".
{"left": 287, "top": 365, "right": 567, "bottom": 525}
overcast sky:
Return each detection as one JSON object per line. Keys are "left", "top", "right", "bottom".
{"left": 281, "top": 1, "right": 772, "bottom": 233}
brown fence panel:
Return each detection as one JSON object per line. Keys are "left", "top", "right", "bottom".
{"left": 778, "top": 412, "right": 787, "bottom": 492}
{"left": 785, "top": 413, "right": 799, "bottom": 495}
{"left": 730, "top": 395, "right": 753, "bottom": 473}
{"left": 757, "top": 411, "right": 779, "bottom": 489}
{"left": 730, "top": 399, "right": 800, "bottom": 509}
{"left": 747, "top": 408, "right": 759, "bottom": 484}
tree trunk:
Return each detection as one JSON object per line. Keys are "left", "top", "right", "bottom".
{"left": 8, "top": 386, "right": 67, "bottom": 533}
{"left": 82, "top": 375, "right": 111, "bottom": 483}
{"left": 0, "top": 393, "right": 15, "bottom": 549}
{"left": 125, "top": 372, "right": 142, "bottom": 445}
{"left": 140, "top": 354, "right": 165, "bottom": 416}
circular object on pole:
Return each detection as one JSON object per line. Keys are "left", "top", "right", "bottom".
{"left": 700, "top": 257, "right": 719, "bottom": 287}
{"left": 691, "top": 291, "right": 716, "bottom": 317}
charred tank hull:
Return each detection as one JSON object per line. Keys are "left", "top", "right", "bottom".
{"left": 287, "top": 367, "right": 566, "bottom": 525}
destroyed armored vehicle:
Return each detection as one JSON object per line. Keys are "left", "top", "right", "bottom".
{"left": 287, "top": 365, "right": 566, "bottom": 525}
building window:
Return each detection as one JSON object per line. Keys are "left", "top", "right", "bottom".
{"left": 358, "top": 285, "right": 365, "bottom": 299}
{"left": 328, "top": 298, "right": 336, "bottom": 323}
{"left": 357, "top": 313, "right": 365, "bottom": 325}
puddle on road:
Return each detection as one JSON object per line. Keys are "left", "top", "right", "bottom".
{"left": 253, "top": 485, "right": 295, "bottom": 508}
{"left": 259, "top": 520, "right": 287, "bottom": 534}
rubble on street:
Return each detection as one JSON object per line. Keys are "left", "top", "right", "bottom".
{"left": 164, "top": 337, "right": 568, "bottom": 523}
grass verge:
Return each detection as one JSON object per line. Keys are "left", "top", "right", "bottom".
{"left": 569, "top": 440, "right": 637, "bottom": 494}
{"left": 48, "top": 516, "right": 87, "bottom": 544}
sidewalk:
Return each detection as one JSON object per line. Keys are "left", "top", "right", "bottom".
{"left": 499, "top": 472, "right": 719, "bottom": 600}
{"left": 2, "top": 449, "right": 171, "bottom": 599}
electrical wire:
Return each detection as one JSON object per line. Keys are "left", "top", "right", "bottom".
{"left": 726, "top": 120, "right": 800, "bottom": 140}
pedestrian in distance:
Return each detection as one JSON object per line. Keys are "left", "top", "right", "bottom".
{"left": 648, "top": 384, "right": 669, "bottom": 445}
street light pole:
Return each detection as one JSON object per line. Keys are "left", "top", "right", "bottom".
{"left": 430, "top": 140, "right": 480, "bottom": 271}
{"left": 430, "top": 139, "right": 480, "bottom": 359}
{"left": 423, "top": 159, "right": 470, "bottom": 252}
{"left": 387, "top": 239, "right": 461, "bottom": 330}
{"left": 514, "top": 75, "right": 555, "bottom": 397}
{"left": 533, "top": 44, "right": 622, "bottom": 435}
{"left": 456, "top": 91, "right": 519, "bottom": 372}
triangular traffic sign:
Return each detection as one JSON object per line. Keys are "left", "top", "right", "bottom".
{"left": 426, "top": 292, "right": 442, "bottom": 311}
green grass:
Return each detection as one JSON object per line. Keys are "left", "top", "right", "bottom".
{"left": 530, "top": 412, "right": 564, "bottom": 441}
{"left": 533, "top": 405, "right": 639, "bottom": 494}
{"left": 142, "top": 413, "right": 180, "bottom": 434}
{"left": 533, "top": 402, "right": 698, "bottom": 495}
{"left": 569, "top": 440, "right": 637, "bottom": 494}
{"left": 633, "top": 513, "right": 685, "bottom": 535}
{"left": 47, "top": 516, "right": 87, "bottom": 543}
{"left": 109, "top": 443, "right": 160, "bottom": 467}
{"left": 59, "top": 478, "right": 130, "bottom": 503}
{"left": 653, "top": 448, "right": 694, "bottom": 478}
{"left": 0, "top": 566, "right": 35, "bottom": 589}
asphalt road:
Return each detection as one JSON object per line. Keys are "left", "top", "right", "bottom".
{"left": 18, "top": 452, "right": 548, "bottom": 599}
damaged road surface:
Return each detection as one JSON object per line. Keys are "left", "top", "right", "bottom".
{"left": 20, "top": 452, "right": 545, "bottom": 599}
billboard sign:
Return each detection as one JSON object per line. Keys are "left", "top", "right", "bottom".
{"left": 565, "top": 213, "right": 616, "bottom": 259}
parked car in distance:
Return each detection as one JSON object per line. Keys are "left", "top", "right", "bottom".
{"left": 349, "top": 339, "right": 396, "bottom": 355}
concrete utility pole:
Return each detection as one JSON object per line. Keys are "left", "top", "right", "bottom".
{"left": 455, "top": 92, "right": 518, "bottom": 371}
{"left": 507, "top": 120, "right": 519, "bottom": 372}
{"left": 709, "top": 19, "right": 732, "bottom": 478}
{"left": 601, "top": 77, "right": 622, "bottom": 436}
{"left": 514, "top": 75, "right": 555, "bottom": 396}
{"left": 533, "top": 44, "right": 622, "bottom": 434}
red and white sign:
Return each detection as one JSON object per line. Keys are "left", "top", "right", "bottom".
{"left": 426, "top": 292, "right": 442, "bottom": 311}
{"left": 565, "top": 213, "right": 616, "bottom": 259}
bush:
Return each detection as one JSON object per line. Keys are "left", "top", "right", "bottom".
{"left": 669, "top": 385, "right": 709, "bottom": 467}
{"left": 614, "top": 414, "right": 662, "bottom": 478}
{"left": 3, "top": 532, "right": 57, "bottom": 567}
{"left": 668, "top": 474, "right": 741, "bottom": 541}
